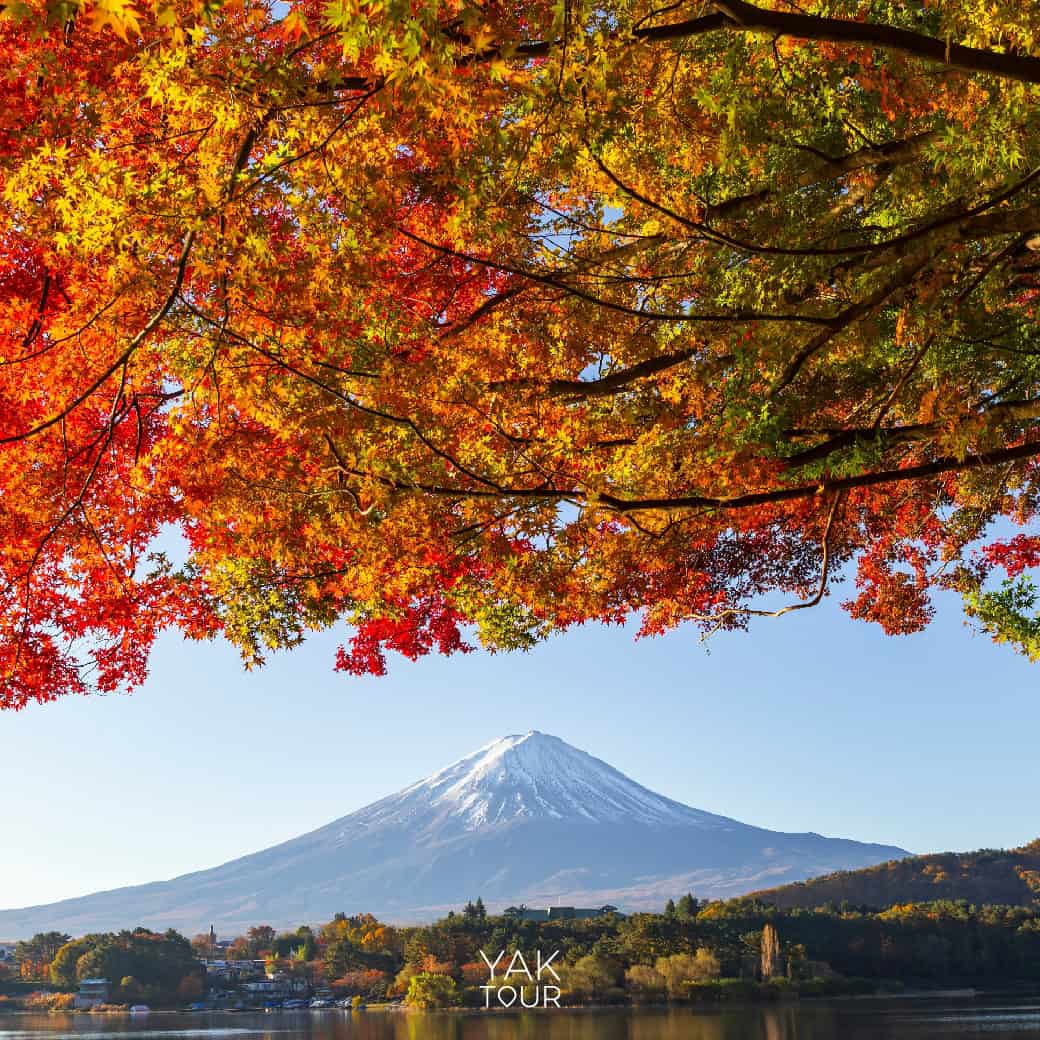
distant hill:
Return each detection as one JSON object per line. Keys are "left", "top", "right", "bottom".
{"left": 751, "top": 839, "right": 1040, "bottom": 910}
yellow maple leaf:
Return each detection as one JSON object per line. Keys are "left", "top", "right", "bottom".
{"left": 88, "top": 0, "right": 141, "bottom": 38}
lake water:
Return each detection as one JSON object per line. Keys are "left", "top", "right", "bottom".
{"left": 4, "top": 1000, "right": 1040, "bottom": 1040}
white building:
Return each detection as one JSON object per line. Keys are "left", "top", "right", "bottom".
{"left": 74, "top": 979, "right": 110, "bottom": 1010}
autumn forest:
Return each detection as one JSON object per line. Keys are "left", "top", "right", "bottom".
{"left": 7, "top": 898, "right": 1040, "bottom": 1010}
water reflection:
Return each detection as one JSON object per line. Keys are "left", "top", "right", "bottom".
{"left": 4, "top": 1001, "right": 1040, "bottom": 1040}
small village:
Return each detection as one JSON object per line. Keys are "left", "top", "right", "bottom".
{"left": 188, "top": 945, "right": 375, "bottom": 1012}
{"left": 68, "top": 965, "right": 369, "bottom": 1013}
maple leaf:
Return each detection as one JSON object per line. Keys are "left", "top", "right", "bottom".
{"left": 87, "top": 0, "right": 141, "bottom": 38}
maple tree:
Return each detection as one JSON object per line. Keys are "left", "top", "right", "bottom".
{"left": 2, "top": 0, "right": 1040, "bottom": 707}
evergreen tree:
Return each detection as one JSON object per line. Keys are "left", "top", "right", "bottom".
{"left": 676, "top": 893, "right": 698, "bottom": 919}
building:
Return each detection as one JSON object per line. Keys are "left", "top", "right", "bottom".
{"left": 201, "top": 958, "right": 266, "bottom": 987}
{"left": 512, "top": 905, "right": 622, "bottom": 922}
{"left": 242, "top": 973, "right": 309, "bottom": 999}
{"left": 74, "top": 979, "right": 110, "bottom": 1010}
{"left": 242, "top": 979, "right": 280, "bottom": 997}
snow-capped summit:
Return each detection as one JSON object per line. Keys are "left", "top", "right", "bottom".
{"left": 354, "top": 730, "right": 729, "bottom": 831}
{"left": 0, "top": 732, "right": 909, "bottom": 935}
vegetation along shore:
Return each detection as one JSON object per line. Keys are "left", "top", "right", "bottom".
{"left": 3, "top": 890, "right": 1040, "bottom": 1012}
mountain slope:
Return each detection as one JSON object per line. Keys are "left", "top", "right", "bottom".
{"left": 750, "top": 839, "right": 1040, "bottom": 910}
{"left": 0, "top": 732, "right": 909, "bottom": 936}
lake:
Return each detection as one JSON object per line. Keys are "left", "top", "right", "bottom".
{"left": 4, "top": 1000, "right": 1040, "bottom": 1040}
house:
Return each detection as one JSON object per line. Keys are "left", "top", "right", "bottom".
{"left": 242, "top": 979, "right": 279, "bottom": 996}
{"left": 74, "top": 979, "right": 110, "bottom": 1009}
{"left": 242, "top": 973, "right": 309, "bottom": 999}
{"left": 0, "top": 943, "right": 16, "bottom": 963}
{"left": 269, "top": 972, "right": 310, "bottom": 995}
{"left": 202, "top": 958, "right": 264, "bottom": 982}
{"left": 232, "top": 959, "right": 266, "bottom": 975}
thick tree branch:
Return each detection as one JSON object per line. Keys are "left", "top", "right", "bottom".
{"left": 597, "top": 439, "right": 1040, "bottom": 514}
{"left": 329, "top": 436, "right": 1040, "bottom": 518}
{"left": 708, "top": 133, "right": 937, "bottom": 221}
{"left": 709, "top": 0, "right": 1040, "bottom": 84}
{"left": 464, "top": 3, "right": 1040, "bottom": 84}
{"left": 785, "top": 396, "right": 1040, "bottom": 467}
{"left": 490, "top": 347, "right": 702, "bottom": 398}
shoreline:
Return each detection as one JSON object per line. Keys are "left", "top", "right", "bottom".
{"left": 6, "top": 986, "right": 1040, "bottom": 1017}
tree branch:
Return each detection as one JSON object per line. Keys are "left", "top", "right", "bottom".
{"left": 710, "top": 0, "right": 1040, "bottom": 84}
{"left": 0, "top": 231, "right": 196, "bottom": 445}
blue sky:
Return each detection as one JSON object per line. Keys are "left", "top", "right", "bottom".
{"left": 1, "top": 586, "right": 1037, "bottom": 912}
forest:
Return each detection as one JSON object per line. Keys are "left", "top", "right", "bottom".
{"left": 386, "top": 898, "right": 1040, "bottom": 1004}
{"left": 749, "top": 839, "right": 1040, "bottom": 911}
{"left": 7, "top": 896, "right": 1040, "bottom": 1010}
{"left": 3, "top": 928, "right": 202, "bottom": 1008}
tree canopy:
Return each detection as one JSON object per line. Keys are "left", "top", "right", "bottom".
{"left": 2, "top": 0, "right": 1040, "bottom": 706}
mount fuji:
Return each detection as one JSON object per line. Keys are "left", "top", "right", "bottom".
{"left": 0, "top": 732, "right": 908, "bottom": 935}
